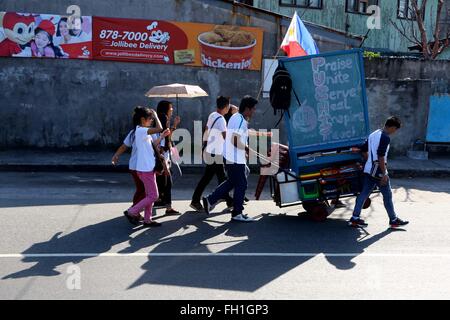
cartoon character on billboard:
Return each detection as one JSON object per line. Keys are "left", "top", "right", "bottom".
{"left": 30, "top": 19, "right": 68, "bottom": 58}
{"left": 0, "top": 12, "right": 35, "bottom": 57}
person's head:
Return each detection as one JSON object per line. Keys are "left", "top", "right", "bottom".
{"left": 69, "top": 16, "right": 83, "bottom": 36}
{"left": 34, "top": 28, "right": 52, "bottom": 49}
{"left": 56, "top": 18, "right": 70, "bottom": 37}
{"left": 384, "top": 116, "right": 401, "bottom": 135}
{"left": 216, "top": 96, "right": 230, "bottom": 115}
{"left": 157, "top": 100, "right": 174, "bottom": 119}
{"left": 239, "top": 95, "right": 258, "bottom": 120}
{"left": 132, "top": 106, "right": 154, "bottom": 128}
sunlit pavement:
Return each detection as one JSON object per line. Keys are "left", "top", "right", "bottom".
{"left": 1, "top": 172, "right": 449, "bottom": 299}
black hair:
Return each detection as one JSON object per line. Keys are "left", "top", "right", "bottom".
{"left": 131, "top": 106, "right": 153, "bottom": 143}
{"left": 385, "top": 116, "right": 401, "bottom": 129}
{"left": 56, "top": 17, "right": 68, "bottom": 37}
{"left": 157, "top": 100, "right": 172, "bottom": 117}
{"left": 34, "top": 28, "right": 65, "bottom": 58}
{"left": 239, "top": 95, "right": 258, "bottom": 114}
{"left": 216, "top": 96, "right": 230, "bottom": 110}
{"left": 156, "top": 100, "right": 173, "bottom": 151}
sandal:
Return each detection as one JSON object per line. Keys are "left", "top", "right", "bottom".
{"left": 142, "top": 221, "right": 162, "bottom": 227}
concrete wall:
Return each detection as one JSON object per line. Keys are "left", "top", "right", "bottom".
{"left": 1, "top": 0, "right": 449, "bottom": 155}
{"left": 364, "top": 57, "right": 450, "bottom": 154}
{"left": 0, "top": 0, "right": 287, "bottom": 150}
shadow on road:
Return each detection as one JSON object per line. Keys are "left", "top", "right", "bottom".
{"left": 3, "top": 210, "right": 394, "bottom": 292}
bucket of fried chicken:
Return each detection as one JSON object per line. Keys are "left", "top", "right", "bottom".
{"left": 198, "top": 25, "right": 257, "bottom": 70}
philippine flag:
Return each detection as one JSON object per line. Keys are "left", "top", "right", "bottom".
{"left": 280, "top": 11, "right": 319, "bottom": 57}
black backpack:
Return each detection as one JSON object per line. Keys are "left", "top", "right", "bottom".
{"left": 269, "top": 62, "right": 301, "bottom": 126}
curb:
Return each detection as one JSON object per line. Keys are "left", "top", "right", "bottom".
{"left": 1, "top": 165, "right": 450, "bottom": 178}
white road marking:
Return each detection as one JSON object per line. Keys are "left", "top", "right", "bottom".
{"left": 0, "top": 253, "right": 450, "bottom": 258}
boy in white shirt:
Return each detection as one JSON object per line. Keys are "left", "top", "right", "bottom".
{"left": 190, "top": 96, "right": 233, "bottom": 211}
{"left": 203, "top": 96, "right": 258, "bottom": 222}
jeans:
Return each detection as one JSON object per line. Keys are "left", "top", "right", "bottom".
{"left": 207, "top": 163, "right": 247, "bottom": 216}
{"left": 352, "top": 174, "right": 397, "bottom": 221}
{"left": 192, "top": 161, "right": 233, "bottom": 206}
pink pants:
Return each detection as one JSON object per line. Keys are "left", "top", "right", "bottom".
{"left": 128, "top": 171, "right": 159, "bottom": 223}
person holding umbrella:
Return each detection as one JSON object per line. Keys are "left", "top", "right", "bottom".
{"left": 153, "top": 100, "right": 181, "bottom": 215}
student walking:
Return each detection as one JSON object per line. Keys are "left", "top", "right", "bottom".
{"left": 349, "top": 116, "right": 409, "bottom": 229}
{"left": 112, "top": 107, "right": 151, "bottom": 208}
{"left": 123, "top": 107, "right": 170, "bottom": 227}
{"left": 154, "top": 100, "right": 181, "bottom": 215}
{"left": 202, "top": 96, "right": 258, "bottom": 222}
{"left": 190, "top": 96, "right": 233, "bottom": 211}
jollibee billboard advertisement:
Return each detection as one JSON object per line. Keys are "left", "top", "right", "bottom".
{"left": 92, "top": 17, "right": 264, "bottom": 70}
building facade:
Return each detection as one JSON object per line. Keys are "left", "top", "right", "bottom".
{"left": 251, "top": 0, "right": 450, "bottom": 59}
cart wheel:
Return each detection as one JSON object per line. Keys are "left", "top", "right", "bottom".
{"left": 302, "top": 201, "right": 329, "bottom": 222}
{"left": 362, "top": 198, "right": 371, "bottom": 209}
{"left": 310, "top": 203, "right": 329, "bottom": 222}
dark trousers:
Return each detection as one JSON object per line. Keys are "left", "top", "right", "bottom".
{"left": 156, "top": 174, "right": 172, "bottom": 206}
{"left": 207, "top": 163, "right": 247, "bottom": 216}
{"left": 130, "top": 170, "right": 146, "bottom": 205}
{"left": 192, "top": 162, "right": 233, "bottom": 205}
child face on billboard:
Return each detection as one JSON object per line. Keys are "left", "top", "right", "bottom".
{"left": 35, "top": 31, "right": 50, "bottom": 48}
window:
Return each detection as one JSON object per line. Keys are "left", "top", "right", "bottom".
{"left": 346, "top": 0, "right": 379, "bottom": 15}
{"left": 398, "top": 0, "right": 424, "bottom": 20}
{"left": 279, "top": 0, "right": 323, "bottom": 9}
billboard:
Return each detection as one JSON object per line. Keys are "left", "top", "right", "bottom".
{"left": 0, "top": 12, "right": 92, "bottom": 59}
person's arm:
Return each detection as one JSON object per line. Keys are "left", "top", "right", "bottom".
{"left": 147, "top": 109, "right": 163, "bottom": 135}
{"left": 112, "top": 144, "right": 128, "bottom": 165}
{"left": 171, "top": 116, "right": 181, "bottom": 131}
{"left": 153, "top": 128, "right": 171, "bottom": 146}
{"left": 248, "top": 129, "right": 273, "bottom": 137}
{"left": 232, "top": 133, "right": 248, "bottom": 152}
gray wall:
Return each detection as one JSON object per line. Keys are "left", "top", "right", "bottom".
{"left": 0, "top": 0, "right": 285, "bottom": 149}
{"left": 1, "top": 0, "right": 449, "bottom": 155}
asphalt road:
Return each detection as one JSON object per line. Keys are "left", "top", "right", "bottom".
{"left": 0, "top": 172, "right": 449, "bottom": 300}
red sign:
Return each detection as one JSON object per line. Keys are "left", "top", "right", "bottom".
{"left": 92, "top": 17, "right": 188, "bottom": 64}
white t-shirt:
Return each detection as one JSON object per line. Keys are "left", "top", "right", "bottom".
{"left": 205, "top": 111, "right": 227, "bottom": 155}
{"left": 224, "top": 113, "right": 248, "bottom": 164}
{"left": 134, "top": 126, "right": 155, "bottom": 172}
{"left": 363, "top": 129, "right": 391, "bottom": 175}
{"left": 123, "top": 130, "right": 138, "bottom": 170}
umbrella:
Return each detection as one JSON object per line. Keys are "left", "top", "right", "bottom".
{"left": 145, "top": 83, "right": 208, "bottom": 114}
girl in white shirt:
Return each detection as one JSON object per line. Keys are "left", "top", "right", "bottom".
{"left": 122, "top": 107, "right": 170, "bottom": 227}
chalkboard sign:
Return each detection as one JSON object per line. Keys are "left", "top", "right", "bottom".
{"left": 281, "top": 49, "right": 369, "bottom": 153}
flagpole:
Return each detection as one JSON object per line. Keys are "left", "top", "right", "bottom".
{"left": 256, "top": 45, "right": 283, "bottom": 101}
{"left": 257, "top": 11, "right": 298, "bottom": 102}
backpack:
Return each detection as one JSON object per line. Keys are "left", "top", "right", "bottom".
{"left": 269, "top": 62, "right": 301, "bottom": 126}
{"left": 270, "top": 63, "right": 292, "bottom": 115}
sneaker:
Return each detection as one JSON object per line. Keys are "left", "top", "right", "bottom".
{"left": 231, "top": 213, "right": 255, "bottom": 222}
{"left": 142, "top": 221, "right": 162, "bottom": 228}
{"left": 348, "top": 217, "right": 368, "bottom": 227}
{"left": 390, "top": 218, "right": 409, "bottom": 228}
{"left": 202, "top": 197, "right": 215, "bottom": 215}
{"left": 165, "top": 208, "right": 181, "bottom": 215}
{"left": 189, "top": 202, "right": 204, "bottom": 212}
{"left": 123, "top": 210, "right": 139, "bottom": 226}
{"left": 244, "top": 196, "right": 250, "bottom": 203}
